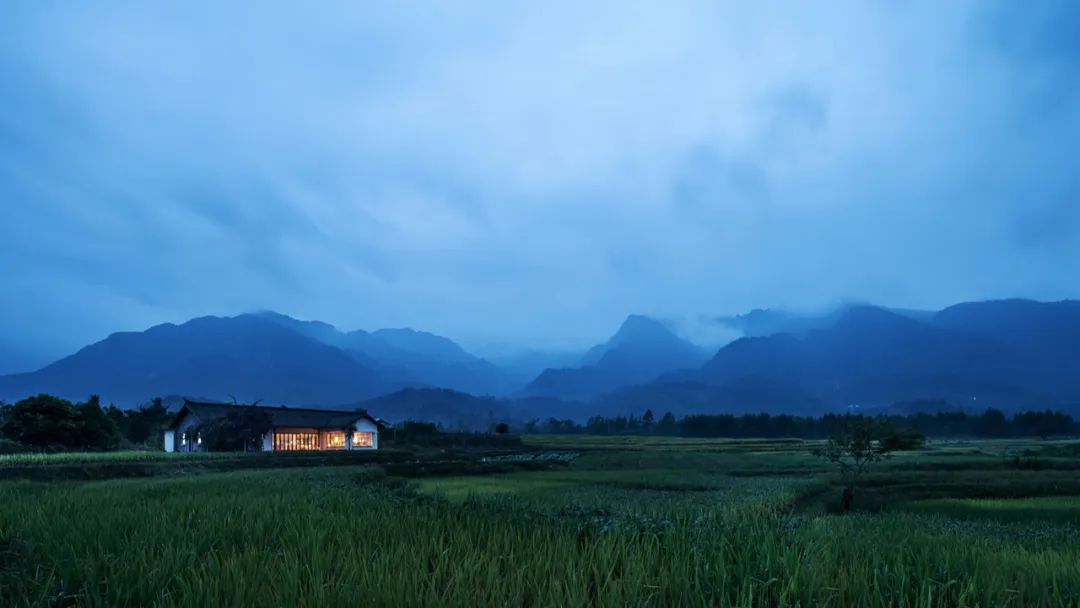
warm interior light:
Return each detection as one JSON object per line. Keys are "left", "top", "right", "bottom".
{"left": 272, "top": 432, "right": 319, "bottom": 451}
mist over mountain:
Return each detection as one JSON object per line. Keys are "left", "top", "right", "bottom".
{"left": 258, "top": 312, "right": 514, "bottom": 396}
{"left": 3, "top": 1, "right": 1078, "bottom": 426}
{"left": 356, "top": 388, "right": 509, "bottom": 430}
{"left": 706, "top": 306, "right": 1024, "bottom": 404}
{"left": 601, "top": 301, "right": 1080, "bottom": 416}
{"left": 714, "top": 304, "right": 934, "bottom": 338}
{"left": 932, "top": 299, "right": 1080, "bottom": 400}
{"left": 477, "top": 348, "right": 584, "bottom": 389}
{"left": 0, "top": 312, "right": 522, "bottom": 406}
{"left": 3, "top": 299, "right": 1079, "bottom": 420}
{"left": 0, "top": 314, "right": 390, "bottom": 406}
{"left": 519, "top": 315, "right": 710, "bottom": 400}
{"left": 715, "top": 309, "right": 836, "bottom": 338}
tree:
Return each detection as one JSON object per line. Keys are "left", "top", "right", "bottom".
{"left": 73, "top": 395, "right": 120, "bottom": 450}
{"left": 545, "top": 417, "right": 577, "bottom": 433}
{"left": 0, "top": 401, "right": 12, "bottom": 431}
{"left": 196, "top": 407, "right": 274, "bottom": 452}
{"left": 1, "top": 394, "right": 119, "bottom": 451}
{"left": 976, "top": 408, "right": 1009, "bottom": 437}
{"left": 642, "top": 409, "right": 655, "bottom": 432}
{"left": 656, "top": 411, "right": 677, "bottom": 435}
{"left": 494, "top": 422, "right": 510, "bottom": 435}
{"left": 815, "top": 417, "right": 924, "bottom": 512}
{"left": 1, "top": 394, "right": 80, "bottom": 448}
{"left": 106, "top": 404, "right": 130, "bottom": 441}
{"left": 126, "top": 397, "right": 171, "bottom": 447}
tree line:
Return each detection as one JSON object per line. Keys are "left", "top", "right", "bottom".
{"left": 3, "top": 392, "right": 1077, "bottom": 454}
{"left": 0, "top": 394, "right": 171, "bottom": 453}
{"left": 525, "top": 407, "right": 1078, "bottom": 439}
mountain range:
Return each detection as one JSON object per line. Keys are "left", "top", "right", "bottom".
{"left": 0, "top": 315, "right": 386, "bottom": 407}
{"left": 2, "top": 299, "right": 1079, "bottom": 422}
{"left": 255, "top": 311, "right": 514, "bottom": 396}
{"left": 601, "top": 300, "right": 1080, "bottom": 417}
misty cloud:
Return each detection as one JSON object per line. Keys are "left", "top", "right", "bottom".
{"left": 1, "top": 1, "right": 1078, "bottom": 373}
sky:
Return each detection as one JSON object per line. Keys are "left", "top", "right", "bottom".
{"left": 1, "top": 1, "right": 1079, "bottom": 373}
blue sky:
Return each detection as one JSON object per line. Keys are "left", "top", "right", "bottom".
{"left": 1, "top": 1, "right": 1078, "bottom": 372}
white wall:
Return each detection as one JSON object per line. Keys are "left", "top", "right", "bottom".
{"left": 352, "top": 418, "right": 379, "bottom": 450}
{"left": 262, "top": 431, "right": 273, "bottom": 452}
{"left": 173, "top": 414, "right": 201, "bottom": 452}
{"left": 164, "top": 410, "right": 198, "bottom": 452}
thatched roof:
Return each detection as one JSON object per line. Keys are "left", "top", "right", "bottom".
{"left": 167, "top": 399, "right": 383, "bottom": 430}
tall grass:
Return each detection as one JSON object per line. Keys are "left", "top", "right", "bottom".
{"left": 0, "top": 450, "right": 229, "bottom": 466}
{"left": 524, "top": 434, "right": 822, "bottom": 453}
{"left": 2, "top": 465, "right": 1078, "bottom": 607}
{"left": 0, "top": 448, "right": 418, "bottom": 482}
{"left": 903, "top": 496, "right": 1080, "bottom": 524}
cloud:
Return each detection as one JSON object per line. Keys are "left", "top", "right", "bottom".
{"left": 1, "top": 0, "right": 1078, "bottom": 371}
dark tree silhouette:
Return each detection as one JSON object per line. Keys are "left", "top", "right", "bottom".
{"left": 1, "top": 394, "right": 119, "bottom": 450}
{"left": 195, "top": 407, "right": 274, "bottom": 452}
{"left": 815, "top": 419, "right": 924, "bottom": 512}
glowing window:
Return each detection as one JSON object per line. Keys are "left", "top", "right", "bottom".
{"left": 273, "top": 432, "right": 319, "bottom": 451}
{"left": 352, "top": 431, "right": 374, "bottom": 448}
{"left": 325, "top": 432, "right": 346, "bottom": 449}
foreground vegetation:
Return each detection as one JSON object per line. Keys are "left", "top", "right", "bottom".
{"left": 2, "top": 436, "right": 1079, "bottom": 606}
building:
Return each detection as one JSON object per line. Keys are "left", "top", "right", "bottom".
{"left": 164, "top": 399, "right": 384, "bottom": 452}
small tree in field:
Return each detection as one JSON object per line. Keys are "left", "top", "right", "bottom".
{"left": 815, "top": 417, "right": 924, "bottom": 512}
{"left": 494, "top": 422, "right": 510, "bottom": 435}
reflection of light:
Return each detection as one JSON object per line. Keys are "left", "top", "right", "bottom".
{"left": 197, "top": 435, "right": 202, "bottom": 445}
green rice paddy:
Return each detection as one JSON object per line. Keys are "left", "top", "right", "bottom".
{"left": 1, "top": 436, "right": 1078, "bottom": 606}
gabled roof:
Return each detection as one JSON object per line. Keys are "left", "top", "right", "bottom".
{"left": 167, "top": 399, "right": 384, "bottom": 430}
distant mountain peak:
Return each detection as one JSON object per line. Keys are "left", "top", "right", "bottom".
{"left": 254, "top": 310, "right": 343, "bottom": 344}
{"left": 371, "top": 327, "right": 471, "bottom": 361}
{"left": 610, "top": 314, "right": 676, "bottom": 342}
{"left": 522, "top": 314, "right": 709, "bottom": 400}
{"left": 831, "top": 304, "right": 913, "bottom": 329}
{"left": 0, "top": 312, "right": 388, "bottom": 406}
{"left": 602, "top": 315, "right": 706, "bottom": 361}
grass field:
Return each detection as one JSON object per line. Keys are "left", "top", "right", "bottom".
{"left": 0, "top": 449, "right": 232, "bottom": 465}
{"left": 902, "top": 496, "right": 1080, "bottom": 524}
{"left": 2, "top": 436, "right": 1079, "bottom": 606}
